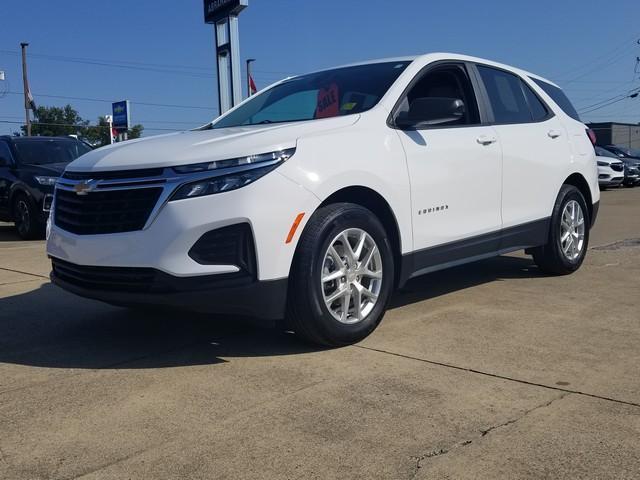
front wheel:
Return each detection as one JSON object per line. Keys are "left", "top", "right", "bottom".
{"left": 531, "top": 185, "right": 589, "bottom": 275}
{"left": 287, "top": 203, "right": 395, "bottom": 346}
{"left": 13, "top": 194, "right": 43, "bottom": 240}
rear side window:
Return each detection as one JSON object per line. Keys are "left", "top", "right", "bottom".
{"left": 477, "top": 65, "right": 531, "bottom": 124}
{"left": 521, "top": 82, "right": 549, "bottom": 121}
{"left": 530, "top": 78, "right": 580, "bottom": 121}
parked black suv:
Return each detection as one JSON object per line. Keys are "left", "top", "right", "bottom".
{"left": 602, "top": 145, "right": 640, "bottom": 187}
{"left": 0, "top": 136, "right": 92, "bottom": 239}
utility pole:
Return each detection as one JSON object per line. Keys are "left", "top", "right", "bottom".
{"left": 246, "top": 58, "right": 255, "bottom": 98}
{"left": 20, "top": 42, "right": 31, "bottom": 136}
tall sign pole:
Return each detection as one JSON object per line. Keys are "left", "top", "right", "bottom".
{"left": 20, "top": 43, "right": 31, "bottom": 137}
{"left": 204, "top": 0, "right": 248, "bottom": 114}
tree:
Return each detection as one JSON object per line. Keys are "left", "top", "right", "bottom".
{"left": 22, "top": 104, "right": 88, "bottom": 137}
{"left": 83, "top": 116, "right": 144, "bottom": 146}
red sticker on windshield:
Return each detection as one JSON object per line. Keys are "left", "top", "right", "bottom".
{"left": 315, "top": 82, "right": 339, "bottom": 119}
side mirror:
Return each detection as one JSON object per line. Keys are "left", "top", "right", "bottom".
{"left": 395, "top": 97, "right": 466, "bottom": 129}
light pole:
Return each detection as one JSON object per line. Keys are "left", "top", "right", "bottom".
{"left": 20, "top": 43, "right": 31, "bottom": 136}
{"left": 246, "top": 58, "right": 255, "bottom": 98}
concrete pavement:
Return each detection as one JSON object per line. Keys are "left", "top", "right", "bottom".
{"left": 0, "top": 187, "right": 639, "bottom": 479}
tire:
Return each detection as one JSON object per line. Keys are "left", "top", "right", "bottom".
{"left": 287, "top": 203, "right": 395, "bottom": 347}
{"left": 531, "top": 185, "right": 590, "bottom": 275}
{"left": 12, "top": 194, "right": 43, "bottom": 240}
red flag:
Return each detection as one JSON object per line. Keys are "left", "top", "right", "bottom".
{"left": 249, "top": 74, "right": 257, "bottom": 95}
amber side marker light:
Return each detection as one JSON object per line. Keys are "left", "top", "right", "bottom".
{"left": 286, "top": 213, "right": 305, "bottom": 244}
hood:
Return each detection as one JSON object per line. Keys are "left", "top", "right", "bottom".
{"left": 619, "top": 157, "right": 640, "bottom": 166}
{"left": 67, "top": 116, "right": 359, "bottom": 172}
{"left": 595, "top": 156, "right": 623, "bottom": 165}
{"left": 20, "top": 162, "right": 69, "bottom": 176}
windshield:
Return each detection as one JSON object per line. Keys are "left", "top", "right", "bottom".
{"left": 212, "top": 61, "right": 411, "bottom": 129}
{"left": 13, "top": 139, "right": 91, "bottom": 165}
{"left": 595, "top": 146, "right": 620, "bottom": 159}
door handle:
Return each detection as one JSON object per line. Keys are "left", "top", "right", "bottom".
{"left": 476, "top": 135, "right": 497, "bottom": 146}
{"left": 547, "top": 129, "right": 562, "bottom": 139}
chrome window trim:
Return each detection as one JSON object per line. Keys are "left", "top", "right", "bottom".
{"left": 55, "top": 159, "right": 283, "bottom": 231}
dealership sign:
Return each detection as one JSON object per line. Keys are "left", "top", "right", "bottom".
{"left": 112, "top": 100, "right": 130, "bottom": 131}
{"left": 204, "top": 0, "right": 248, "bottom": 23}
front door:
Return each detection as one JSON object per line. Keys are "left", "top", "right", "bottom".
{"left": 392, "top": 62, "right": 503, "bottom": 274}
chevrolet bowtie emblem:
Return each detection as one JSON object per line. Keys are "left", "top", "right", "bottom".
{"left": 74, "top": 180, "right": 95, "bottom": 196}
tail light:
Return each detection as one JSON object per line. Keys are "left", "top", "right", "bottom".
{"left": 586, "top": 128, "right": 597, "bottom": 146}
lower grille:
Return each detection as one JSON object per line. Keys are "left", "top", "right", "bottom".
{"left": 52, "top": 258, "right": 157, "bottom": 293}
{"left": 54, "top": 187, "right": 162, "bottom": 235}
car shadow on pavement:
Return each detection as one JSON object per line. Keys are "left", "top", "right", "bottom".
{"left": 390, "top": 254, "right": 546, "bottom": 309}
{"left": 0, "top": 223, "right": 20, "bottom": 241}
{"left": 0, "top": 255, "right": 544, "bottom": 371}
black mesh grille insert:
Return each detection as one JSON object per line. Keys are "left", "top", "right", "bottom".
{"left": 52, "top": 258, "right": 157, "bottom": 293}
{"left": 188, "top": 223, "right": 256, "bottom": 277}
{"left": 54, "top": 187, "right": 162, "bottom": 235}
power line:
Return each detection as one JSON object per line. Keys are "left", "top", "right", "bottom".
{"left": 4, "top": 90, "right": 217, "bottom": 112}
{"left": 0, "top": 49, "right": 296, "bottom": 79}
{"left": 0, "top": 119, "right": 180, "bottom": 132}
{"left": 552, "top": 34, "right": 640, "bottom": 80}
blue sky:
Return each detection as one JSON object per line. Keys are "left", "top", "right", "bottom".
{"left": 1, "top": 0, "right": 639, "bottom": 136}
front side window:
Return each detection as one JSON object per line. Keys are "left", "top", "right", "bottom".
{"left": 395, "top": 64, "right": 481, "bottom": 127}
{"left": 212, "top": 61, "right": 411, "bottom": 129}
{"left": 477, "top": 65, "right": 532, "bottom": 124}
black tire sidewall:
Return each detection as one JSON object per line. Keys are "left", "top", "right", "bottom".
{"left": 295, "top": 204, "right": 394, "bottom": 345}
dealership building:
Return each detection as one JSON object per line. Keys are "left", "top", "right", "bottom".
{"left": 587, "top": 122, "right": 640, "bottom": 149}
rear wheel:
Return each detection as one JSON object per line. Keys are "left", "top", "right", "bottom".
{"left": 13, "top": 194, "right": 42, "bottom": 240}
{"left": 287, "top": 203, "right": 394, "bottom": 346}
{"left": 531, "top": 185, "right": 589, "bottom": 275}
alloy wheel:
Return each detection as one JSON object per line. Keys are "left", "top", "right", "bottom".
{"left": 560, "top": 200, "right": 585, "bottom": 261}
{"left": 16, "top": 200, "right": 31, "bottom": 237}
{"left": 321, "top": 228, "right": 383, "bottom": 324}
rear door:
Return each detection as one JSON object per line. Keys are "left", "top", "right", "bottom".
{"left": 392, "top": 62, "right": 502, "bottom": 273}
{"left": 474, "top": 64, "right": 572, "bottom": 240}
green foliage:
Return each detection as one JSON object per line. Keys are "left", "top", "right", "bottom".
{"left": 22, "top": 104, "right": 88, "bottom": 137}
{"left": 21, "top": 105, "right": 144, "bottom": 146}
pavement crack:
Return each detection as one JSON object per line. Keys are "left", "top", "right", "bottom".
{"left": 479, "top": 393, "right": 568, "bottom": 438}
{"left": 408, "top": 395, "right": 567, "bottom": 479}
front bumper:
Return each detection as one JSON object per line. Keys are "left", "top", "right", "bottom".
{"left": 50, "top": 258, "right": 288, "bottom": 319}
{"left": 47, "top": 171, "right": 320, "bottom": 281}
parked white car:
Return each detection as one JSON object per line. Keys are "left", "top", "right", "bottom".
{"left": 47, "top": 53, "right": 599, "bottom": 346}
{"left": 594, "top": 146, "right": 624, "bottom": 189}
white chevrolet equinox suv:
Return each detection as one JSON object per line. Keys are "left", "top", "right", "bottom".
{"left": 47, "top": 53, "right": 599, "bottom": 346}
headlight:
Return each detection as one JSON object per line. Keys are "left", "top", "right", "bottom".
{"left": 34, "top": 176, "right": 58, "bottom": 186}
{"left": 170, "top": 148, "right": 295, "bottom": 201}
{"left": 172, "top": 148, "right": 295, "bottom": 173}
{"left": 597, "top": 161, "right": 609, "bottom": 167}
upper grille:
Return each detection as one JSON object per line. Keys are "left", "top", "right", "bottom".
{"left": 610, "top": 163, "right": 624, "bottom": 172}
{"left": 54, "top": 187, "right": 163, "bottom": 235}
{"left": 62, "top": 168, "right": 164, "bottom": 180}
